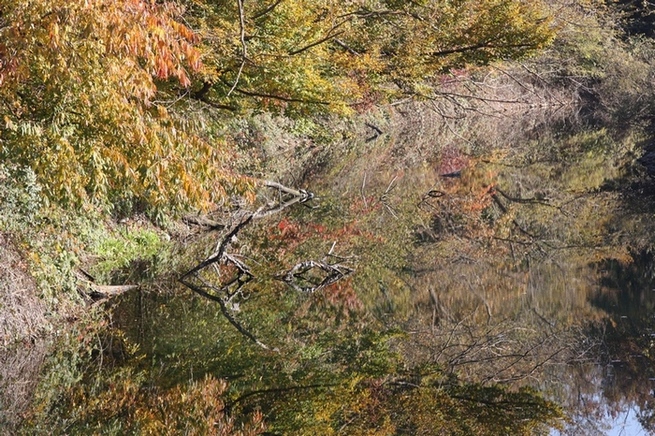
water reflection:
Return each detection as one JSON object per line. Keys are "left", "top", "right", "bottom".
{"left": 0, "top": 340, "right": 49, "bottom": 432}
{"left": 15, "top": 111, "right": 655, "bottom": 434}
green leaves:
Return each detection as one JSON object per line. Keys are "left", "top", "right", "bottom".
{"left": 185, "top": 0, "right": 555, "bottom": 113}
{"left": 0, "top": 0, "right": 555, "bottom": 210}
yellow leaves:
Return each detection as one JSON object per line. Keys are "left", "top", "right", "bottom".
{"left": 48, "top": 21, "right": 60, "bottom": 49}
{"left": 0, "top": 0, "right": 229, "bottom": 210}
{"left": 185, "top": 0, "right": 555, "bottom": 113}
{"left": 0, "top": 0, "right": 558, "bottom": 210}
{"left": 4, "top": 115, "right": 15, "bottom": 131}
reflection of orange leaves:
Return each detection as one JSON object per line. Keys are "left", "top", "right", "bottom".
{"left": 276, "top": 218, "right": 300, "bottom": 239}
{"left": 349, "top": 196, "right": 380, "bottom": 214}
{"left": 334, "top": 222, "right": 362, "bottom": 238}
{"left": 271, "top": 218, "right": 380, "bottom": 261}
{"left": 304, "top": 222, "right": 326, "bottom": 235}
{"left": 465, "top": 183, "right": 495, "bottom": 213}
{"left": 325, "top": 278, "right": 363, "bottom": 312}
{"left": 74, "top": 374, "right": 267, "bottom": 435}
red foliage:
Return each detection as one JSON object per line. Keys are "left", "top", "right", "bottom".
{"left": 276, "top": 217, "right": 300, "bottom": 239}
{"left": 324, "top": 278, "right": 363, "bottom": 312}
{"left": 436, "top": 146, "right": 470, "bottom": 176}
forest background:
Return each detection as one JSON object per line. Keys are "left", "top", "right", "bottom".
{"left": 3, "top": 0, "right": 655, "bottom": 434}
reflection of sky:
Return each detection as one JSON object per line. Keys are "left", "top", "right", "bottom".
{"left": 551, "top": 405, "right": 650, "bottom": 436}
{"left": 608, "top": 407, "right": 648, "bottom": 436}
{"left": 547, "top": 365, "right": 654, "bottom": 436}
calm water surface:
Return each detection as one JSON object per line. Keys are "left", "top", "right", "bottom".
{"left": 8, "top": 113, "right": 655, "bottom": 434}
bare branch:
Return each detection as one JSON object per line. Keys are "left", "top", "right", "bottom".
{"left": 227, "top": 0, "right": 248, "bottom": 97}
{"left": 289, "top": 29, "right": 346, "bottom": 56}
{"left": 223, "top": 80, "right": 331, "bottom": 105}
{"left": 179, "top": 273, "right": 270, "bottom": 350}
{"left": 251, "top": 0, "right": 284, "bottom": 20}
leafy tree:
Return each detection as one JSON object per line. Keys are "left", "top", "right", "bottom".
{"left": 185, "top": 0, "right": 556, "bottom": 114}
{"left": 0, "top": 0, "right": 556, "bottom": 209}
{"left": 0, "top": 0, "right": 246, "bottom": 210}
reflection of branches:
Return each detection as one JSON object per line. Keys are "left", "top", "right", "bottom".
{"left": 180, "top": 272, "right": 271, "bottom": 350}
{"left": 282, "top": 260, "right": 353, "bottom": 293}
{"left": 365, "top": 122, "right": 383, "bottom": 142}
{"left": 380, "top": 175, "right": 399, "bottom": 219}
{"left": 281, "top": 243, "right": 354, "bottom": 293}
{"left": 464, "top": 280, "right": 492, "bottom": 324}
{"left": 180, "top": 181, "right": 316, "bottom": 349}
{"left": 495, "top": 187, "right": 562, "bottom": 211}
{"left": 417, "top": 189, "right": 445, "bottom": 211}
{"left": 411, "top": 313, "right": 593, "bottom": 386}
{"left": 226, "top": 382, "right": 339, "bottom": 413}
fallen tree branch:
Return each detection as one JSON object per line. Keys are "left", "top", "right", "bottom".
{"left": 90, "top": 284, "right": 139, "bottom": 296}
{"left": 280, "top": 244, "right": 354, "bottom": 293}
{"left": 180, "top": 213, "right": 256, "bottom": 281}
{"left": 76, "top": 269, "right": 139, "bottom": 301}
{"left": 182, "top": 215, "right": 226, "bottom": 230}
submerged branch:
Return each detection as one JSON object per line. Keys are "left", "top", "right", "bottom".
{"left": 76, "top": 269, "right": 139, "bottom": 301}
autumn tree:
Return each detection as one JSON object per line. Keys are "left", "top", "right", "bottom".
{"left": 0, "top": 0, "right": 556, "bottom": 209}
{"left": 0, "top": 0, "right": 247, "bottom": 211}
{"left": 185, "top": 0, "right": 556, "bottom": 114}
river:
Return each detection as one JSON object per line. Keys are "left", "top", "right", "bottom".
{"left": 6, "top": 106, "right": 655, "bottom": 434}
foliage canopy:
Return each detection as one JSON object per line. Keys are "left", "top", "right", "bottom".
{"left": 0, "top": 0, "right": 555, "bottom": 210}
{"left": 0, "top": 0, "right": 243, "bottom": 211}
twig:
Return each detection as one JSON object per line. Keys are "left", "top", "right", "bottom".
{"left": 179, "top": 274, "right": 271, "bottom": 350}
{"left": 361, "top": 172, "right": 368, "bottom": 209}
{"left": 251, "top": 0, "right": 284, "bottom": 20}
{"left": 227, "top": 0, "right": 247, "bottom": 97}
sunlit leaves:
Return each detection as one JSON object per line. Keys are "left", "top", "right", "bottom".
{"left": 0, "top": 0, "right": 244, "bottom": 211}
{"left": 185, "top": 0, "right": 555, "bottom": 113}
{"left": 0, "top": 0, "right": 556, "bottom": 209}
{"left": 60, "top": 371, "right": 266, "bottom": 435}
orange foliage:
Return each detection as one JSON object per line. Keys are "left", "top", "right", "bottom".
{"left": 1, "top": 0, "right": 200, "bottom": 97}
{"left": 65, "top": 374, "right": 266, "bottom": 435}
{"left": 0, "top": 0, "right": 248, "bottom": 209}
{"left": 324, "top": 278, "right": 364, "bottom": 312}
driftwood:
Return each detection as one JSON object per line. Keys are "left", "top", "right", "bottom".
{"left": 182, "top": 215, "right": 226, "bottom": 230}
{"left": 90, "top": 284, "right": 139, "bottom": 296}
{"left": 281, "top": 260, "right": 353, "bottom": 293}
{"left": 76, "top": 269, "right": 139, "bottom": 302}
{"left": 183, "top": 180, "right": 314, "bottom": 232}
{"left": 280, "top": 242, "right": 354, "bottom": 293}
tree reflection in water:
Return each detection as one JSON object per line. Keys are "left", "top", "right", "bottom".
{"left": 18, "top": 107, "right": 655, "bottom": 434}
